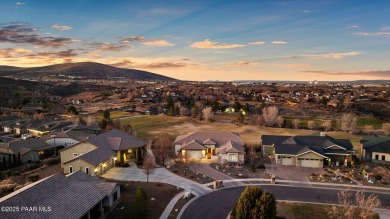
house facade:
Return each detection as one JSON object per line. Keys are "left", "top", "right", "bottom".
{"left": 60, "top": 129, "right": 146, "bottom": 176}
{"left": 361, "top": 136, "right": 390, "bottom": 163}
{"left": 262, "top": 134, "right": 355, "bottom": 168}
{"left": 174, "top": 131, "right": 246, "bottom": 164}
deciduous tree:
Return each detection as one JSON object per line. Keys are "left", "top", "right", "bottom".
{"left": 156, "top": 133, "right": 174, "bottom": 166}
{"left": 292, "top": 118, "right": 301, "bottom": 129}
{"left": 276, "top": 116, "right": 284, "bottom": 128}
{"left": 262, "top": 106, "right": 278, "bottom": 127}
{"left": 322, "top": 121, "right": 332, "bottom": 131}
{"left": 202, "top": 107, "right": 214, "bottom": 122}
{"left": 364, "top": 125, "right": 374, "bottom": 135}
{"left": 307, "top": 120, "right": 316, "bottom": 130}
{"left": 382, "top": 122, "right": 390, "bottom": 136}
{"left": 142, "top": 155, "right": 155, "bottom": 183}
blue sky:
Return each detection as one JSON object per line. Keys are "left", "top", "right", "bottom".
{"left": 0, "top": 0, "right": 389, "bottom": 81}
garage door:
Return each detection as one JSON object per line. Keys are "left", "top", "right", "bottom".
{"left": 186, "top": 150, "right": 203, "bottom": 159}
{"left": 300, "top": 159, "right": 321, "bottom": 168}
{"left": 281, "top": 156, "right": 293, "bottom": 166}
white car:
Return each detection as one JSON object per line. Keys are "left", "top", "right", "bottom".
{"left": 22, "top": 134, "right": 30, "bottom": 140}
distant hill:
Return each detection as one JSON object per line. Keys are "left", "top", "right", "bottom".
{"left": 0, "top": 62, "right": 177, "bottom": 81}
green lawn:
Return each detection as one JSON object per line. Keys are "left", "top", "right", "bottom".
{"left": 87, "top": 111, "right": 139, "bottom": 120}
{"left": 357, "top": 117, "right": 384, "bottom": 129}
{"left": 120, "top": 115, "right": 361, "bottom": 156}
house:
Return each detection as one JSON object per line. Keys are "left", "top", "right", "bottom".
{"left": 60, "top": 129, "right": 146, "bottom": 176}
{"left": 0, "top": 171, "right": 120, "bottom": 219}
{"left": 261, "top": 134, "right": 355, "bottom": 168}
{"left": 174, "top": 131, "right": 246, "bottom": 165}
{"left": 361, "top": 136, "right": 390, "bottom": 163}
{"left": 45, "top": 124, "right": 101, "bottom": 148}
{"left": 0, "top": 139, "right": 58, "bottom": 164}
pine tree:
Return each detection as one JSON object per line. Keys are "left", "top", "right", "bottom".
{"left": 233, "top": 186, "right": 276, "bottom": 219}
{"left": 134, "top": 187, "right": 149, "bottom": 218}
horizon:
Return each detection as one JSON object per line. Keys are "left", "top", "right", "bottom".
{"left": 0, "top": 0, "right": 390, "bottom": 81}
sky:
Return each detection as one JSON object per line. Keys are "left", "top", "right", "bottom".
{"left": 0, "top": 0, "right": 390, "bottom": 81}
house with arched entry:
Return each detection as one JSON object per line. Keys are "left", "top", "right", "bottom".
{"left": 60, "top": 129, "right": 146, "bottom": 176}
{"left": 174, "top": 131, "right": 246, "bottom": 165}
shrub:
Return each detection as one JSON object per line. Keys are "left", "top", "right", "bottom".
{"left": 257, "top": 164, "right": 265, "bottom": 169}
{"left": 250, "top": 164, "right": 256, "bottom": 173}
{"left": 120, "top": 163, "right": 130, "bottom": 167}
{"left": 374, "top": 174, "right": 383, "bottom": 181}
{"left": 28, "top": 174, "right": 40, "bottom": 182}
{"left": 43, "top": 157, "right": 60, "bottom": 166}
{"left": 11, "top": 171, "right": 20, "bottom": 176}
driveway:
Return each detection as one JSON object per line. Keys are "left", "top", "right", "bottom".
{"left": 190, "top": 160, "right": 244, "bottom": 187}
{"left": 102, "top": 164, "right": 211, "bottom": 196}
{"left": 265, "top": 158, "right": 324, "bottom": 182}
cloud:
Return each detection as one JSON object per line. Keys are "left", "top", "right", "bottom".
{"left": 23, "top": 49, "right": 78, "bottom": 59}
{"left": 302, "top": 70, "right": 390, "bottom": 78}
{"left": 119, "top": 36, "right": 145, "bottom": 44}
{"left": 0, "top": 48, "right": 32, "bottom": 58}
{"left": 346, "top": 25, "right": 359, "bottom": 29}
{"left": 141, "top": 40, "right": 174, "bottom": 47}
{"left": 303, "top": 10, "right": 312, "bottom": 13}
{"left": 249, "top": 41, "right": 266, "bottom": 45}
{"left": 224, "top": 61, "right": 258, "bottom": 67}
{"left": 286, "top": 63, "right": 309, "bottom": 68}
{"left": 0, "top": 23, "right": 72, "bottom": 47}
{"left": 271, "top": 41, "right": 287, "bottom": 45}
{"left": 354, "top": 31, "right": 390, "bottom": 36}
{"left": 89, "top": 42, "right": 130, "bottom": 51}
{"left": 138, "top": 62, "right": 186, "bottom": 68}
{"left": 111, "top": 58, "right": 187, "bottom": 69}
{"left": 50, "top": 25, "right": 72, "bottom": 31}
{"left": 323, "top": 52, "right": 360, "bottom": 59}
{"left": 190, "top": 39, "right": 245, "bottom": 49}
{"left": 381, "top": 26, "right": 390, "bottom": 31}
{"left": 16, "top": 2, "right": 26, "bottom": 5}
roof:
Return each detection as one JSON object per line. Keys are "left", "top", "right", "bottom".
{"left": 87, "top": 129, "right": 146, "bottom": 150}
{"left": 262, "top": 135, "right": 354, "bottom": 156}
{"left": 64, "top": 147, "right": 115, "bottom": 166}
{"left": 181, "top": 140, "right": 206, "bottom": 150}
{"left": 363, "top": 136, "right": 390, "bottom": 153}
{"left": 174, "top": 131, "right": 245, "bottom": 154}
{"left": 3, "top": 139, "right": 55, "bottom": 156}
{"left": 0, "top": 171, "right": 117, "bottom": 219}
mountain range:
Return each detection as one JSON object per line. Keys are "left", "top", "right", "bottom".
{"left": 0, "top": 62, "right": 177, "bottom": 81}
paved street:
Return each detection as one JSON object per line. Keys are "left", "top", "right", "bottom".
{"left": 180, "top": 185, "right": 390, "bottom": 219}
{"left": 102, "top": 164, "right": 211, "bottom": 196}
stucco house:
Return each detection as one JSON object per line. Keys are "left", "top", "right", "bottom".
{"left": 0, "top": 138, "right": 57, "bottom": 164}
{"left": 174, "top": 131, "right": 246, "bottom": 165}
{"left": 261, "top": 134, "right": 355, "bottom": 168}
{"left": 361, "top": 136, "right": 390, "bottom": 163}
{"left": 60, "top": 129, "right": 146, "bottom": 176}
{"left": 45, "top": 124, "right": 102, "bottom": 148}
{"left": 0, "top": 171, "right": 120, "bottom": 219}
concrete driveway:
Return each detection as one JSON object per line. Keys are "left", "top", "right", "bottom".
{"left": 102, "top": 163, "right": 211, "bottom": 196}
{"left": 265, "top": 158, "right": 324, "bottom": 182}
{"left": 190, "top": 160, "right": 243, "bottom": 186}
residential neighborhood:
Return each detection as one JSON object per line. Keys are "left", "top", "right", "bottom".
{"left": 1, "top": 0, "right": 390, "bottom": 218}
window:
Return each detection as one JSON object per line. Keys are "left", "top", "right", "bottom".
{"left": 228, "top": 154, "right": 238, "bottom": 162}
{"left": 375, "top": 155, "right": 379, "bottom": 160}
{"left": 85, "top": 167, "right": 89, "bottom": 175}
{"left": 113, "top": 191, "right": 118, "bottom": 202}
{"left": 382, "top": 155, "right": 386, "bottom": 161}
{"left": 69, "top": 166, "right": 73, "bottom": 173}
{"left": 73, "top": 153, "right": 78, "bottom": 157}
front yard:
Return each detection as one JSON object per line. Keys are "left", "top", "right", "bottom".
{"left": 106, "top": 181, "right": 181, "bottom": 219}
{"left": 167, "top": 160, "right": 214, "bottom": 184}
{"left": 210, "top": 157, "right": 272, "bottom": 179}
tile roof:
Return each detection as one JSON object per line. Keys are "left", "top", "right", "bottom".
{"left": 0, "top": 171, "right": 117, "bottom": 219}
{"left": 64, "top": 147, "right": 115, "bottom": 166}
{"left": 175, "top": 131, "right": 245, "bottom": 155}
{"left": 362, "top": 136, "right": 390, "bottom": 153}
{"left": 181, "top": 140, "right": 206, "bottom": 150}
{"left": 262, "top": 135, "right": 354, "bottom": 157}
{"left": 87, "top": 129, "right": 146, "bottom": 150}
